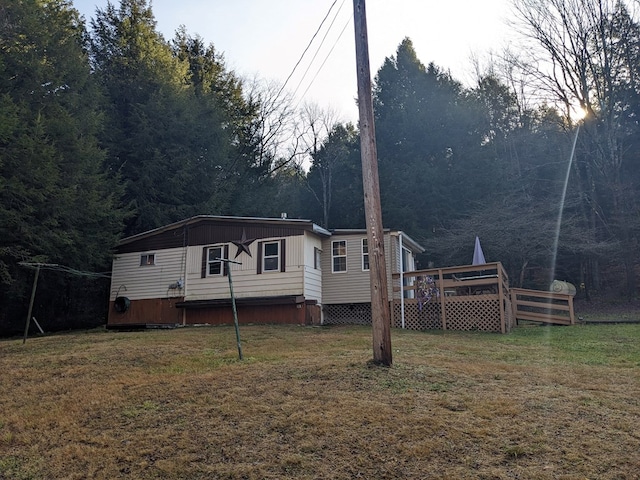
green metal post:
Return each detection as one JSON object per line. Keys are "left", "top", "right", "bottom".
{"left": 226, "top": 266, "right": 243, "bottom": 360}
{"left": 216, "top": 257, "right": 243, "bottom": 361}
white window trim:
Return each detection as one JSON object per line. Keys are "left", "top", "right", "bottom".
{"left": 262, "top": 240, "right": 280, "bottom": 272}
{"left": 207, "top": 245, "right": 225, "bottom": 276}
{"left": 314, "top": 247, "right": 322, "bottom": 270}
{"left": 331, "top": 240, "right": 347, "bottom": 273}
{"left": 362, "top": 238, "right": 370, "bottom": 271}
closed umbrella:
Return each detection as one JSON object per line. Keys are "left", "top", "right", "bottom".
{"left": 472, "top": 236, "right": 486, "bottom": 265}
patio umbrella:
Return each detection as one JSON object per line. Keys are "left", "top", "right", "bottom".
{"left": 472, "top": 236, "right": 486, "bottom": 265}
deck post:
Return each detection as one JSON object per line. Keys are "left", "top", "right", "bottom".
{"left": 568, "top": 295, "right": 576, "bottom": 324}
{"left": 497, "top": 264, "right": 506, "bottom": 334}
{"left": 437, "top": 268, "right": 447, "bottom": 330}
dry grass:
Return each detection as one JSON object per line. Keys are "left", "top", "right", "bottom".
{"left": 1, "top": 324, "right": 639, "bottom": 479}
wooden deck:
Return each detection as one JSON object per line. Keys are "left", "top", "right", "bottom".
{"left": 393, "top": 263, "right": 575, "bottom": 333}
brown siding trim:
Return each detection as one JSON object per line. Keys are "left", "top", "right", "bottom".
{"left": 116, "top": 219, "right": 311, "bottom": 254}
{"left": 177, "top": 295, "right": 305, "bottom": 308}
{"left": 188, "top": 222, "right": 305, "bottom": 248}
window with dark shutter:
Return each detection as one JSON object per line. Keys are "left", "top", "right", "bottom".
{"left": 257, "top": 239, "right": 285, "bottom": 273}
{"left": 263, "top": 241, "right": 279, "bottom": 271}
{"left": 202, "top": 245, "right": 227, "bottom": 277}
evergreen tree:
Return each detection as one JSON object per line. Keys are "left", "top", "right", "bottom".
{"left": 90, "top": 1, "right": 267, "bottom": 233}
{"left": 0, "top": 0, "right": 124, "bottom": 333}
{"left": 305, "top": 123, "right": 363, "bottom": 228}
{"left": 372, "top": 38, "right": 492, "bottom": 236}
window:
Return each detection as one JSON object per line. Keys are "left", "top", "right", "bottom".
{"left": 362, "top": 238, "right": 370, "bottom": 271}
{"left": 140, "top": 253, "right": 155, "bottom": 266}
{"left": 201, "top": 245, "right": 229, "bottom": 278}
{"left": 263, "top": 241, "right": 280, "bottom": 271}
{"left": 207, "top": 246, "right": 224, "bottom": 276}
{"left": 257, "top": 239, "right": 286, "bottom": 274}
{"left": 332, "top": 240, "right": 347, "bottom": 273}
{"left": 314, "top": 247, "right": 322, "bottom": 270}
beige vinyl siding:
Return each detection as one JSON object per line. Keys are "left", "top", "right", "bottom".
{"left": 109, "top": 247, "right": 186, "bottom": 301}
{"left": 390, "top": 234, "right": 401, "bottom": 274}
{"left": 185, "top": 235, "right": 307, "bottom": 301}
{"left": 322, "top": 233, "right": 397, "bottom": 304}
{"left": 389, "top": 234, "right": 401, "bottom": 301}
{"left": 384, "top": 234, "right": 393, "bottom": 297}
{"left": 303, "top": 231, "right": 322, "bottom": 302}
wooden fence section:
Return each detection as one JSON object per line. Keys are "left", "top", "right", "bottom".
{"left": 510, "top": 288, "right": 575, "bottom": 325}
{"left": 392, "top": 263, "right": 515, "bottom": 334}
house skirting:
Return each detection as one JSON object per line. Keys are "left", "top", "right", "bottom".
{"left": 323, "top": 303, "right": 373, "bottom": 325}
{"left": 108, "top": 295, "right": 321, "bottom": 328}
{"left": 177, "top": 296, "right": 320, "bottom": 326}
{"left": 108, "top": 296, "right": 184, "bottom": 328}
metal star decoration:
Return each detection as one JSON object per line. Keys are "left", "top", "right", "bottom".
{"left": 232, "top": 229, "right": 255, "bottom": 258}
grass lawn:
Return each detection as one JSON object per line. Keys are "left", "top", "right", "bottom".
{"left": 1, "top": 323, "right": 639, "bottom": 479}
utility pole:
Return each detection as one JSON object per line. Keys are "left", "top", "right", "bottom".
{"left": 353, "top": 0, "right": 392, "bottom": 366}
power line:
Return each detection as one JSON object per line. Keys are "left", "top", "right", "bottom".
{"left": 274, "top": 0, "right": 339, "bottom": 102}
{"left": 296, "top": 15, "right": 352, "bottom": 109}
{"left": 291, "top": 0, "right": 348, "bottom": 99}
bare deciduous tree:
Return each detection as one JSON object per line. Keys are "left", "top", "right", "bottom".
{"left": 511, "top": 0, "right": 640, "bottom": 294}
{"left": 297, "top": 103, "right": 345, "bottom": 228}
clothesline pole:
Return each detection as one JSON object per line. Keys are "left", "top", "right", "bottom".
{"left": 23, "top": 265, "right": 41, "bottom": 344}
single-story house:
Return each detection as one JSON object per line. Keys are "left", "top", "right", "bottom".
{"left": 107, "top": 215, "right": 424, "bottom": 328}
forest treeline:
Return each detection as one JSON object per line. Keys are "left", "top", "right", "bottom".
{"left": 1, "top": 0, "right": 639, "bottom": 334}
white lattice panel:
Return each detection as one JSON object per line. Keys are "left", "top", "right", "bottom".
{"left": 444, "top": 296, "right": 501, "bottom": 332}
{"left": 393, "top": 294, "right": 511, "bottom": 333}
{"left": 323, "top": 303, "right": 371, "bottom": 325}
{"left": 393, "top": 301, "right": 442, "bottom": 330}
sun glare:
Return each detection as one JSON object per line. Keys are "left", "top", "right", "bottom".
{"left": 571, "top": 104, "right": 588, "bottom": 122}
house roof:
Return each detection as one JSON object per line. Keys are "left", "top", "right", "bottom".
{"left": 392, "top": 231, "right": 425, "bottom": 254}
{"left": 117, "top": 215, "right": 331, "bottom": 247}
{"left": 115, "top": 216, "right": 423, "bottom": 254}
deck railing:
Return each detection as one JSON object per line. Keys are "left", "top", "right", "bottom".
{"left": 510, "top": 288, "right": 575, "bottom": 325}
{"left": 392, "top": 262, "right": 514, "bottom": 333}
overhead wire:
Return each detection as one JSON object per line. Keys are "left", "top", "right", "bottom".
{"left": 290, "top": 0, "right": 348, "bottom": 100}
{"left": 19, "top": 262, "right": 111, "bottom": 279}
{"left": 295, "top": 15, "right": 352, "bottom": 110}
{"left": 273, "top": 0, "right": 340, "bottom": 102}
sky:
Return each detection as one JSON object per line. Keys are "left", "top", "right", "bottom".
{"left": 73, "top": 0, "right": 516, "bottom": 123}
